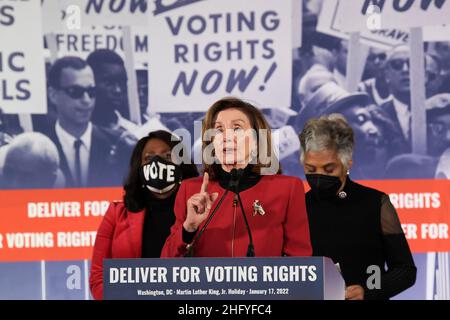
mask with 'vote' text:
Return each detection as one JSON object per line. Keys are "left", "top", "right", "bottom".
{"left": 140, "top": 155, "right": 181, "bottom": 194}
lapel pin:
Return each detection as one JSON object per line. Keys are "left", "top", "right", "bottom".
{"left": 338, "top": 191, "right": 347, "bottom": 199}
{"left": 253, "top": 200, "right": 265, "bottom": 216}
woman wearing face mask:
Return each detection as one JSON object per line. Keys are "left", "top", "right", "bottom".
{"left": 161, "top": 97, "right": 312, "bottom": 258}
{"left": 299, "top": 114, "right": 416, "bottom": 300}
{"left": 89, "top": 130, "right": 198, "bottom": 300}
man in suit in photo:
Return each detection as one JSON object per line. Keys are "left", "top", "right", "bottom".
{"left": 379, "top": 46, "right": 438, "bottom": 158}
{"left": 379, "top": 46, "right": 413, "bottom": 157}
{"left": 47, "top": 56, "right": 125, "bottom": 187}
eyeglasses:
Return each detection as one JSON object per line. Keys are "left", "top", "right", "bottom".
{"left": 388, "top": 58, "right": 440, "bottom": 81}
{"left": 388, "top": 59, "right": 410, "bottom": 71}
{"left": 59, "top": 85, "right": 96, "bottom": 99}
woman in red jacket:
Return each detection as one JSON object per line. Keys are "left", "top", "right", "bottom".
{"left": 161, "top": 97, "right": 312, "bottom": 258}
{"left": 89, "top": 130, "right": 198, "bottom": 300}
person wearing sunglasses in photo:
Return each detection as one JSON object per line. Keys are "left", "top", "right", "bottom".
{"left": 47, "top": 56, "right": 123, "bottom": 187}
{"left": 358, "top": 47, "right": 391, "bottom": 106}
{"left": 379, "top": 45, "right": 438, "bottom": 159}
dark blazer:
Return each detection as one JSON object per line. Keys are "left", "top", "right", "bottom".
{"left": 47, "top": 124, "right": 124, "bottom": 187}
{"left": 379, "top": 100, "right": 411, "bottom": 157}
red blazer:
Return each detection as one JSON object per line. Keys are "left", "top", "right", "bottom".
{"left": 161, "top": 174, "right": 312, "bottom": 258}
{"left": 89, "top": 202, "right": 145, "bottom": 300}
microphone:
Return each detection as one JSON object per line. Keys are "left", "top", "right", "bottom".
{"left": 230, "top": 168, "right": 255, "bottom": 257}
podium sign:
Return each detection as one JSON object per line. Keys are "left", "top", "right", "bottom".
{"left": 103, "top": 257, "right": 345, "bottom": 300}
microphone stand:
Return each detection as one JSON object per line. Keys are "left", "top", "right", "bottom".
{"left": 230, "top": 169, "right": 255, "bottom": 257}
{"left": 184, "top": 168, "right": 256, "bottom": 257}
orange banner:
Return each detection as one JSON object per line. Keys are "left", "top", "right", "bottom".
{"left": 0, "top": 180, "right": 449, "bottom": 261}
{"left": 363, "top": 180, "right": 450, "bottom": 253}
{"left": 0, "top": 187, "right": 122, "bottom": 261}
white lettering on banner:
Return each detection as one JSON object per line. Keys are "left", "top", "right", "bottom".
{"left": 421, "top": 223, "right": 449, "bottom": 239}
{"left": 148, "top": 0, "right": 293, "bottom": 112}
{"left": 204, "top": 266, "right": 258, "bottom": 283}
{"left": 402, "top": 223, "right": 418, "bottom": 239}
{"left": 172, "top": 267, "right": 201, "bottom": 283}
{"left": 84, "top": 201, "right": 110, "bottom": 217}
{"left": 109, "top": 267, "right": 168, "bottom": 284}
{"left": 5, "top": 232, "right": 54, "bottom": 249}
{"left": 107, "top": 265, "right": 322, "bottom": 285}
{"left": 0, "top": 0, "right": 46, "bottom": 114}
{"left": 3, "top": 231, "right": 101, "bottom": 249}
{"left": 28, "top": 202, "right": 81, "bottom": 218}
{"left": 57, "top": 231, "right": 97, "bottom": 247}
{"left": 388, "top": 192, "right": 441, "bottom": 209}
{"left": 262, "top": 265, "right": 317, "bottom": 282}
{"left": 27, "top": 201, "right": 110, "bottom": 218}
{"left": 137, "top": 289, "right": 165, "bottom": 296}
{"left": 402, "top": 223, "right": 449, "bottom": 239}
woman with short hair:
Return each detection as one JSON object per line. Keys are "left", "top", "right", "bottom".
{"left": 299, "top": 114, "right": 416, "bottom": 300}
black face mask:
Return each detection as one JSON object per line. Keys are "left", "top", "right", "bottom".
{"left": 306, "top": 174, "right": 342, "bottom": 198}
{"left": 140, "top": 156, "right": 182, "bottom": 194}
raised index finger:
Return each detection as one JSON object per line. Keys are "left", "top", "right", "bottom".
{"left": 200, "top": 172, "right": 209, "bottom": 193}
